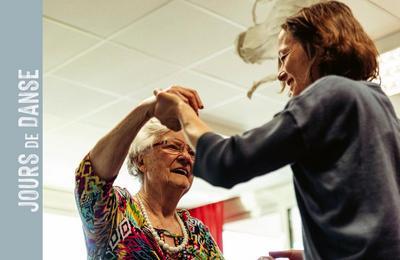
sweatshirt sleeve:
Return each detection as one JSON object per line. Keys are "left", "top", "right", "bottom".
{"left": 193, "top": 110, "right": 305, "bottom": 188}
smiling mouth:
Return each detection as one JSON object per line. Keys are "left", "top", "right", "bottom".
{"left": 287, "top": 79, "right": 294, "bottom": 87}
{"left": 287, "top": 79, "right": 295, "bottom": 95}
{"left": 171, "top": 168, "right": 190, "bottom": 177}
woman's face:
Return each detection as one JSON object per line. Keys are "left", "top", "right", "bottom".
{"left": 277, "top": 30, "right": 319, "bottom": 96}
{"left": 140, "top": 131, "right": 194, "bottom": 194}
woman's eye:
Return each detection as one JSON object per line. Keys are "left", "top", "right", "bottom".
{"left": 279, "top": 54, "right": 287, "bottom": 62}
{"left": 166, "top": 144, "right": 180, "bottom": 151}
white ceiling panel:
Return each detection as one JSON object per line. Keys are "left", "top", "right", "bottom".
{"left": 203, "top": 95, "right": 285, "bottom": 131}
{"left": 79, "top": 98, "right": 141, "bottom": 129}
{"left": 186, "top": 0, "right": 258, "bottom": 27}
{"left": 43, "top": 18, "right": 99, "bottom": 72}
{"left": 193, "top": 47, "right": 278, "bottom": 90}
{"left": 44, "top": 0, "right": 170, "bottom": 37}
{"left": 129, "top": 70, "right": 245, "bottom": 109}
{"left": 44, "top": 122, "right": 107, "bottom": 189}
{"left": 254, "top": 81, "right": 290, "bottom": 105}
{"left": 343, "top": 0, "right": 400, "bottom": 39}
{"left": 113, "top": 0, "right": 243, "bottom": 66}
{"left": 44, "top": 113, "right": 68, "bottom": 132}
{"left": 370, "top": 0, "right": 400, "bottom": 19}
{"left": 44, "top": 76, "right": 117, "bottom": 120}
{"left": 52, "top": 42, "right": 179, "bottom": 95}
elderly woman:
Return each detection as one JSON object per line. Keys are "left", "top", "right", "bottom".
{"left": 153, "top": 1, "right": 400, "bottom": 260}
{"left": 75, "top": 88, "right": 223, "bottom": 259}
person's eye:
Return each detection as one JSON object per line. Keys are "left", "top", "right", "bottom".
{"left": 166, "top": 144, "right": 180, "bottom": 151}
{"left": 279, "top": 53, "right": 287, "bottom": 63}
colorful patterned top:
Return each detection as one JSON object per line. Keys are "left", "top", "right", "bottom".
{"left": 75, "top": 155, "right": 224, "bottom": 260}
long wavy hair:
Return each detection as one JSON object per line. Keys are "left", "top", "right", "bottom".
{"left": 281, "top": 1, "right": 379, "bottom": 86}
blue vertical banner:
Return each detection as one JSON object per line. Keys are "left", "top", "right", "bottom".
{"left": 0, "top": 0, "right": 42, "bottom": 259}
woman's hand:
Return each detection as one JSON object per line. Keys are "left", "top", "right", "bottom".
{"left": 258, "top": 250, "right": 303, "bottom": 260}
{"left": 158, "top": 86, "right": 203, "bottom": 113}
{"left": 153, "top": 86, "right": 204, "bottom": 131}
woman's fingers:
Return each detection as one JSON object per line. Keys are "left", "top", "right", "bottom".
{"left": 174, "top": 92, "right": 198, "bottom": 115}
{"left": 154, "top": 88, "right": 190, "bottom": 110}
{"left": 167, "top": 86, "right": 204, "bottom": 111}
{"left": 182, "top": 86, "right": 204, "bottom": 109}
{"left": 153, "top": 86, "right": 203, "bottom": 117}
{"left": 269, "top": 250, "right": 303, "bottom": 260}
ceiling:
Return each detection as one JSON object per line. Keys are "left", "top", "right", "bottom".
{"left": 43, "top": 0, "right": 400, "bottom": 209}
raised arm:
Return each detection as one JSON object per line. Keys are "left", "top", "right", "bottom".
{"left": 88, "top": 98, "right": 153, "bottom": 181}
{"left": 90, "top": 86, "right": 204, "bottom": 181}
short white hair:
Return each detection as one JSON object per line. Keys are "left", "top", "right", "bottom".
{"left": 127, "top": 118, "right": 170, "bottom": 182}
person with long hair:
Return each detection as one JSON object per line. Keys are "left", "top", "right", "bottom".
{"left": 153, "top": 1, "right": 400, "bottom": 259}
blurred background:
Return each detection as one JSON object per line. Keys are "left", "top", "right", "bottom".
{"left": 43, "top": 0, "right": 400, "bottom": 259}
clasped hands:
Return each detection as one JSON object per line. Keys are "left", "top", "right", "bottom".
{"left": 258, "top": 250, "right": 303, "bottom": 260}
{"left": 147, "top": 86, "right": 203, "bottom": 131}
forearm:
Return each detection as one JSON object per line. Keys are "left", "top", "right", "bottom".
{"left": 176, "top": 102, "right": 212, "bottom": 149}
{"left": 89, "top": 102, "right": 152, "bottom": 181}
{"left": 193, "top": 112, "right": 304, "bottom": 188}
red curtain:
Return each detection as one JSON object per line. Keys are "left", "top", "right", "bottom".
{"left": 189, "top": 201, "right": 224, "bottom": 251}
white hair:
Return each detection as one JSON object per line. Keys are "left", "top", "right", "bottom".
{"left": 126, "top": 118, "right": 170, "bottom": 182}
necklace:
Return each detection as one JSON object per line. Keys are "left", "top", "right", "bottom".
{"left": 136, "top": 194, "right": 189, "bottom": 254}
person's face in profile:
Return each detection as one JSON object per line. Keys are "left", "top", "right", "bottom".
{"left": 277, "top": 30, "right": 318, "bottom": 96}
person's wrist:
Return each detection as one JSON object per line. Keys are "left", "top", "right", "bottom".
{"left": 145, "top": 102, "right": 155, "bottom": 120}
{"left": 138, "top": 96, "right": 156, "bottom": 120}
{"left": 176, "top": 100, "right": 188, "bottom": 119}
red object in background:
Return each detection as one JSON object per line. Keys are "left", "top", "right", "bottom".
{"left": 188, "top": 201, "right": 224, "bottom": 252}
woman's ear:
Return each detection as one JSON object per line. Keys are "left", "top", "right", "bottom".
{"left": 135, "top": 154, "right": 146, "bottom": 173}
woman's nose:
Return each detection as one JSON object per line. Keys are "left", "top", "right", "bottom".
{"left": 177, "top": 153, "right": 193, "bottom": 165}
{"left": 277, "top": 70, "right": 287, "bottom": 82}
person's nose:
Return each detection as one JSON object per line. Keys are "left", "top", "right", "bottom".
{"left": 177, "top": 151, "right": 193, "bottom": 165}
{"left": 277, "top": 70, "right": 287, "bottom": 82}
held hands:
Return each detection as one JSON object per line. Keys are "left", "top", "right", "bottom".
{"left": 258, "top": 250, "right": 304, "bottom": 260}
{"left": 157, "top": 86, "right": 203, "bottom": 113}
{"left": 150, "top": 86, "right": 204, "bottom": 131}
